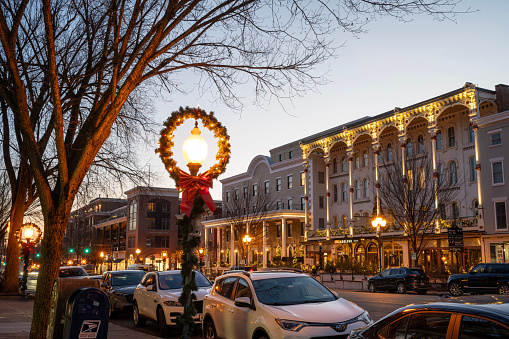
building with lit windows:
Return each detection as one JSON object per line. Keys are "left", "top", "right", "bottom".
{"left": 204, "top": 82, "right": 509, "bottom": 273}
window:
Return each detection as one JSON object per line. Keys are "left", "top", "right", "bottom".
{"left": 243, "top": 186, "right": 248, "bottom": 198}
{"left": 469, "top": 124, "right": 475, "bottom": 143}
{"left": 318, "top": 172, "right": 325, "bottom": 183}
{"left": 278, "top": 154, "right": 283, "bottom": 162}
{"left": 490, "top": 132, "right": 502, "bottom": 146}
{"left": 319, "top": 196, "right": 324, "bottom": 209}
{"left": 333, "top": 215, "right": 339, "bottom": 228}
{"left": 226, "top": 191, "right": 231, "bottom": 202}
{"left": 235, "top": 188, "right": 239, "bottom": 200}
{"left": 128, "top": 236, "right": 135, "bottom": 248}
{"left": 147, "top": 202, "right": 155, "bottom": 212}
{"left": 319, "top": 218, "right": 325, "bottom": 228}
{"left": 342, "top": 215, "right": 347, "bottom": 228}
{"left": 129, "top": 200, "right": 137, "bottom": 231}
{"left": 495, "top": 201, "right": 507, "bottom": 230}
{"left": 451, "top": 202, "right": 459, "bottom": 219}
{"left": 146, "top": 236, "right": 152, "bottom": 247}
{"left": 287, "top": 222, "right": 292, "bottom": 237}
{"left": 419, "top": 167, "right": 426, "bottom": 189}
{"left": 162, "top": 203, "right": 170, "bottom": 213}
{"left": 342, "top": 156, "right": 347, "bottom": 172}
{"left": 472, "top": 200, "right": 479, "bottom": 216}
{"left": 470, "top": 157, "right": 477, "bottom": 182}
{"left": 438, "top": 163, "right": 444, "bottom": 186}
{"left": 406, "top": 138, "right": 413, "bottom": 157}
{"left": 459, "top": 315, "right": 509, "bottom": 338}
{"left": 333, "top": 184, "right": 338, "bottom": 202}
{"left": 162, "top": 218, "right": 170, "bottom": 230}
{"left": 439, "top": 203, "right": 446, "bottom": 220}
{"left": 341, "top": 183, "right": 347, "bottom": 202}
{"left": 418, "top": 135, "right": 424, "bottom": 154}
{"left": 333, "top": 158, "right": 338, "bottom": 173}
{"left": 300, "top": 172, "right": 305, "bottom": 186}
{"left": 287, "top": 198, "right": 293, "bottom": 210}
{"left": 147, "top": 218, "right": 155, "bottom": 230}
{"left": 448, "top": 126, "right": 455, "bottom": 147}
{"left": 406, "top": 313, "right": 451, "bottom": 339}
{"left": 300, "top": 197, "right": 305, "bottom": 210}
{"left": 387, "top": 143, "right": 393, "bottom": 161}
{"left": 264, "top": 181, "right": 270, "bottom": 194}
{"left": 363, "top": 150, "right": 368, "bottom": 167}
{"left": 287, "top": 175, "right": 293, "bottom": 189}
{"left": 276, "top": 178, "right": 282, "bottom": 191}
{"left": 436, "top": 130, "right": 442, "bottom": 150}
{"left": 408, "top": 169, "right": 414, "bottom": 190}
{"left": 277, "top": 224, "right": 281, "bottom": 237}
{"left": 355, "top": 180, "right": 361, "bottom": 199}
{"left": 492, "top": 161, "right": 504, "bottom": 185}
{"left": 449, "top": 161, "right": 457, "bottom": 185}
{"left": 252, "top": 183, "right": 258, "bottom": 196}
{"left": 363, "top": 179, "right": 369, "bottom": 198}
{"left": 289, "top": 151, "right": 293, "bottom": 159}
{"left": 355, "top": 152, "right": 360, "bottom": 169}
{"left": 216, "top": 277, "right": 237, "bottom": 299}
{"left": 276, "top": 200, "right": 283, "bottom": 210}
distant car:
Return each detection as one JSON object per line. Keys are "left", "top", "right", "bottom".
{"left": 133, "top": 270, "right": 212, "bottom": 337}
{"left": 58, "top": 266, "right": 89, "bottom": 278}
{"left": 368, "top": 267, "right": 430, "bottom": 294}
{"left": 229, "top": 266, "right": 256, "bottom": 272}
{"left": 203, "top": 269, "right": 372, "bottom": 339}
{"left": 348, "top": 299, "right": 509, "bottom": 339}
{"left": 100, "top": 270, "right": 145, "bottom": 317}
{"left": 448, "top": 263, "right": 509, "bottom": 296}
{"left": 127, "top": 264, "right": 153, "bottom": 272}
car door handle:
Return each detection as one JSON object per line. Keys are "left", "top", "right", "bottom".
{"left": 228, "top": 309, "right": 234, "bottom": 313}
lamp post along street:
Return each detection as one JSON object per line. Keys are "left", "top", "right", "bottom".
{"left": 371, "top": 217, "right": 387, "bottom": 273}
{"left": 318, "top": 242, "right": 322, "bottom": 271}
{"left": 17, "top": 223, "right": 41, "bottom": 301}
{"left": 135, "top": 248, "right": 141, "bottom": 265}
{"left": 243, "top": 234, "right": 252, "bottom": 265}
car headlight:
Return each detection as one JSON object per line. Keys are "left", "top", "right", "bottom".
{"left": 275, "top": 319, "right": 308, "bottom": 332}
{"left": 163, "top": 300, "right": 182, "bottom": 307}
{"left": 356, "top": 311, "right": 372, "bottom": 325}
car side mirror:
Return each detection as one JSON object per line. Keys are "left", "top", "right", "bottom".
{"left": 147, "top": 284, "right": 156, "bottom": 291}
{"left": 234, "top": 297, "right": 252, "bottom": 308}
{"left": 331, "top": 290, "right": 339, "bottom": 298}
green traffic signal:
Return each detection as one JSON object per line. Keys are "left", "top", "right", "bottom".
{"left": 69, "top": 248, "right": 74, "bottom": 253}
{"left": 36, "top": 253, "right": 41, "bottom": 258}
{"left": 84, "top": 248, "right": 90, "bottom": 254}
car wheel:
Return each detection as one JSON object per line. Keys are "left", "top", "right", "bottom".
{"left": 396, "top": 282, "right": 407, "bottom": 294}
{"left": 368, "top": 282, "right": 377, "bottom": 293}
{"left": 449, "top": 282, "right": 463, "bottom": 296}
{"left": 417, "top": 290, "right": 428, "bottom": 295}
{"left": 157, "top": 307, "right": 170, "bottom": 338}
{"left": 204, "top": 320, "right": 217, "bottom": 339}
{"left": 499, "top": 284, "right": 509, "bottom": 295}
{"left": 258, "top": 335, "right": 270, "bottom": 339}
{"left": 109, "top": 308, "right": 117, "bottom": 319}
{"left": 133, "top": 301, "right": 146, "bottom": 327}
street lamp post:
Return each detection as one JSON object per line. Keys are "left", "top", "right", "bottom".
{"left": 16, "top": 223, "right": 41, "bottom": 301}
{"left": 198, "top": 248, "right": 204, "bottom": 272}
{"left": 242, "top": 234, "right": 252, "bottom": 265}
{"left": 162, "top": 251, "right": 167, "bottom": 271}
{"left": 371, "top": 217, "right": 387, "bottom": 273}
{"left": 318, "top": 241, "right": 323, "bottom": 270}
{"left": 100, "top": 252, "right": 104, "bottom": 274}
{"left": 135, "top": 248, "right": 141, "bottom": 264}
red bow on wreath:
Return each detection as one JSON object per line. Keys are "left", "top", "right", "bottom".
{"left": 21, "top": 242, "right": 36, "bottom": 256}
{"left": 179, "top": 169, "right": 216, "bottom": 217}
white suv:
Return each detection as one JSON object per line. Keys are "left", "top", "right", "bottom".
{"left": 133, "top": 270, "right": 212, "bottom": 337}
{"left": 203, "top": 269, "right": 372, "bottom": 339}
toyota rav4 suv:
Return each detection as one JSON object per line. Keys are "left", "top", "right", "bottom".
{"left": 203, "top": 269, "right": 372, "bottom": 339}
{"left": 448, "top": 263, "right": 509, "bottom": 296}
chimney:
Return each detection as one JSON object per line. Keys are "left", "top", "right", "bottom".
{"left": 495, "top": 84, "right": 509, "bottom": 113}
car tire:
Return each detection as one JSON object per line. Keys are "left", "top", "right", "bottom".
{"left": 368, "top": 282, "right": 377, "bottom": 293}
{"left": 204, "top": 320, "right": 217, "bottom": 339}
{"left": 396, "top": 282, "right": 407, "bottom": 294}
{"left": 449, "top": 282, "right": 463, "bottom": 296}
{"left": 133, "top": 301, "right": 146, "bottom": 327}
{"left": 109, "top": 308, "right": 117, "bottom": 319}
{"left": 258, "top": 335, "right": 270, "bottom": 339}
{"left": 157, "top": 307, "right": 170, "bottom": 338}
{"left": 499, "top": 284, "right": 509, "bottom": 295}
{"left": 416, "top": 290, "right": 428, "bottom": 295}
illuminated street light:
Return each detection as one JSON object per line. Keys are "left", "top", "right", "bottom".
{"left": 372, "top": 217, "right": 387, "bottom": 273}
{"left": 182, "top": 121, "right": 208, "bottom": 175}
{"left": 135, "top": 248, "right": 141, "bottom": 264}
{"left": 243, "top": 235, "right": 252, "bottom": 265}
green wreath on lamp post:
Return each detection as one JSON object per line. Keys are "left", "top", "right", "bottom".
{"left": 156, "top": 106, "right": 230, "bottom": 338}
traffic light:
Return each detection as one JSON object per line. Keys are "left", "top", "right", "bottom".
{"left": 69, "top": 248, "right": 74, "bottom": 253}
{"left": 84, "top": 247, "right": 90, "bottom": 254}
{"left": 36, "top": 253, "right": 41, "bottom": 258}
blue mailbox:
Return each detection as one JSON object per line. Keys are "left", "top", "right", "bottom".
{"left": 63, "top": 287, "right": 109, "bottom": 339}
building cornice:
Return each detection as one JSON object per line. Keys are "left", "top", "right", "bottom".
{"left": 125, "top": 186, "right": 179, "bottom": 199}
{"left": 203, "top": 209, "right": 305, "bottom": 228}
{"left": 474, "top": 110, "right": 509, "bottom": 128}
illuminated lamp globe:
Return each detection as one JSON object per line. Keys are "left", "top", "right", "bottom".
{"left": 24, "top": 228, "right": 34, "bottom": 241}
{"left": 182, "top": 121, "right": 208, "bottom": 175}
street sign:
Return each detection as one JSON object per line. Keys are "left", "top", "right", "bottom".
{"left": 448, "top": 226, "right": 464, "bottom": 251}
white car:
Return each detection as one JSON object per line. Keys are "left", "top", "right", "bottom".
{"left": 132, "top": 270, "right": 212, "bottom": 337}
{"left": 203, "top": 269, "right": 372, "bottom": 339}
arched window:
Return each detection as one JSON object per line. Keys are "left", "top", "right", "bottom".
{"left": 449, "top": 161, "right": 457, "bottom": 185}
{"left": 436, "top": 130, "right": 442, "bottom": 150}
{"left": 333, "top": 184, "right": 338, "bottom": 203}
{"left": 406, "top": 138, "right": 413, "bottom": 157}
{"left": 129, "top": 200, "right": 137, "bottom": 231}
{"left": 363, "top": 150, "right": 368, "bottom": 167}
{"left": 437, "top": 163, "right": 444, "bottom": 186}
{"left": 342, "top": 215, "right": 348, "bottom": 228}
{"left": 472, "top": 200, "right": 479, "bottom": 216}
{"left": 451, "top": 202, "right": 459, "bottom": 219}
{"left": 333, "top": 157, "right": 338, "bottom": 173}
{"left": 438, "top": 203, "right": 446, "bottom": 219}
{"left": 355, "top": 180, "right": 361, "bottom": 199}
{"left": 355, "top": 152, "right": 360, "bottom": 169}
{"left": 387, "top": 143, "right": 393, "bottom": 161}
{"left": 469, "top": 124, "right": 475, "bottom": 143}
{"left": 470, "top": 156, "right": 477, "bottom": 182}
{"left": 333, "top": 215, "right": 339, "bottom": 228}
{"left": 418, "top": 135, "right": 424, "bottom": 154}
{"left": 448, "top": 126, "right": 455, "bottom": 147}
{"left": 363, "top": 212, "right": 370, "bottom": 226}
{"left": 363, "top": 179, "right": 369, "bottom": 198}
{"left": 341, "top": 182, "right": 347, "bottom": 202}
{"left": 419, "top": 167, "right": 425, "bottom": 188}
{"left": 342, "top": 156, "right": 347, "bottom": 172}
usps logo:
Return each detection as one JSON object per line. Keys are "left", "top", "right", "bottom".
{"left": 78, "top": 320, "right": 101, "bottom": 338}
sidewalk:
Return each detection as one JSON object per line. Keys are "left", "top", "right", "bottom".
{"left": 0, "top": 299, "right": 158, "bottom": 339}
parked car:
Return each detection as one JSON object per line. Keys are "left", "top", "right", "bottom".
{"left": 133, "top": 270, "right": 212, "bottom": 337}
{"left": 100, "top": 270, "right": 145, "bottom": 317}
{"left": 58, "top": 266, "right": 89, "bottom": 278}
{"left": 229, "top": 266, "right": 256, "bottom": 272}
{"left": 127, "top": 264, "right": 153, "bottom": 272}
{"left": 448, "top": 263, "right": 509, "bottom": 296}
{"left": 348, "top": 298, "right": 509, "bottom": 339}
{"left": 203, "top": 269, "right": 372, "bottom": 339}
{"left": 367, "top": 267, "right": 430, "bottom": 294}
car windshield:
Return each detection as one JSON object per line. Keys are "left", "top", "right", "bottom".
{"left": 252, "top": 276, "right": 335, "bottom": 306}
{"left": 59, "top": 268, "right": 87, "bottom": 277}
{"left": 111, "top": 272, "right": 145, "bottom": 286}
{"left": 158, "top": 272, "right": 212, "bottom": 290}
{"left": 410, "top": 269, "right": 426, "bottom": 276}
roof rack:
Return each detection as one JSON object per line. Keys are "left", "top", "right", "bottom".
{"left": 260, "top": 267, "right": 303, "bottom": 273}
{"left": 221, "top": 270, "right": 251, "bottom": 277}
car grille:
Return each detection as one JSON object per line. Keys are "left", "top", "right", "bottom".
{"left": 194, "top": 300, "right": 203, "bottom": 313}
{"left": 126, "top": 295, "right": 133, "bottom": 303}
{"left": 310, "top": 335, "right": 348, "bottom": 339}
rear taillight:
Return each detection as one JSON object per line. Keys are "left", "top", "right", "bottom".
{"left": 409, "top": 274, "right": 418, "bottom": 277}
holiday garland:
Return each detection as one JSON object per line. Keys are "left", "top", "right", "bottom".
{"left": 156, "top": 106, "right": 231, "bottom": 188}
{"left": 15, "top": 223, "right": 42, "bottom": 246}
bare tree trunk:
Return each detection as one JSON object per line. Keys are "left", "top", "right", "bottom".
{"left": 2, "top": 205, "right": 24, "bottom": 293}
